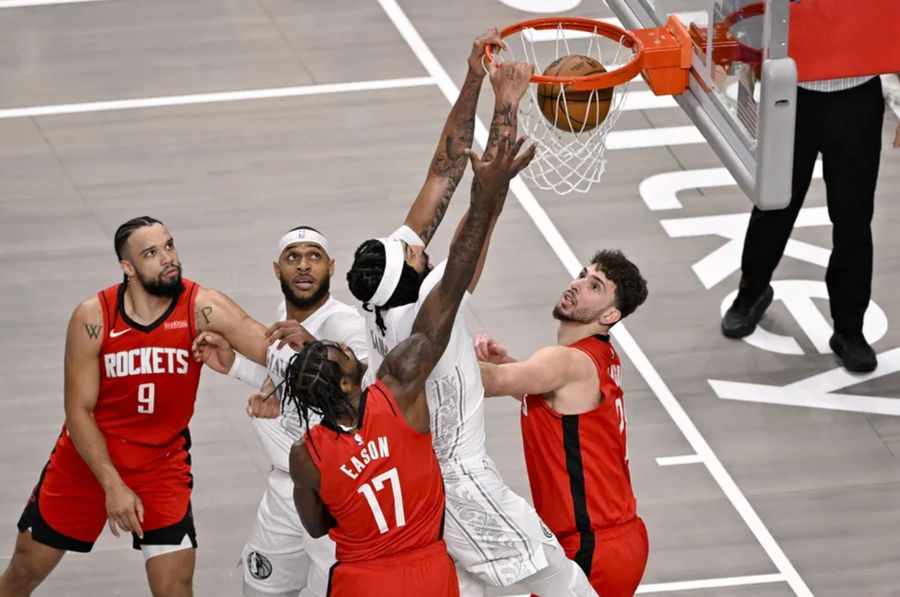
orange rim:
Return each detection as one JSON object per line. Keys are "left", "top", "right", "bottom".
{"left": 484, "top": 16, "right": 645, "bottom": 91}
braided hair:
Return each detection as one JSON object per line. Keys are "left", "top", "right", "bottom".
{"left": 346, "top": 239, "right": 427, "bottom": 335}
{"left": 283, "top": 340, "right": 359, "bottom": 450}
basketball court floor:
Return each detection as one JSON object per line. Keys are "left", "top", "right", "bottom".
{"left": 1, "top": 1, "right": 899, "bottom": 595}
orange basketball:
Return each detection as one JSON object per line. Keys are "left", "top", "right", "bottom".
{"left": 537, "top": 54, "right": 613, "bottom": 133}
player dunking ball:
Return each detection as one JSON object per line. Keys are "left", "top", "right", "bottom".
{"left": 346, "top": 49, "right": 595, "bottom": 595}
{"left": 476, "top": 250, "right": 650, "bottom": 597}
{"left": 284, "top": 128, "right": 535, "bottom": 596}
{"left": 0, "top": 216, "right": 269, "bottom": 597}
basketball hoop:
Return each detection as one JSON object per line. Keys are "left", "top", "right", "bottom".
{"left": 485, "top": 16, "right": 691, "bottom": 195}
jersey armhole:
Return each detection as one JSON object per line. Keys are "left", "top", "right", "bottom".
{"left": 304, "top": 429, "right": 323, "bottom": 463}
{"left": 571, "top": 345, "right": 608, "bottom": 405}
{"left": 371, "top": 380, "right": 432, "bottom": 436}
{"left": 572, "top": 345, "right": 605, "bottom": 383}
{"left": 97, "top": 288, "right": 115, "bottom": 352}
{"left": 371, "top": 381, "right": 399, "bottom": 417}
{"left": 186, "top": 282, "right": 200, "bottom": 339}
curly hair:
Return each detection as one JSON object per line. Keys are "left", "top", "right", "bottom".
{"left": 590, "top": 249, "right": 648, "bottom": 323}
{"left": 346, "top": 239, "right": 427, "bottom": 335}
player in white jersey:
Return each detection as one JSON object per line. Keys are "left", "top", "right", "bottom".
{"left": 192, "top": 226, "right": 366, "bottom": 597}
{"left": 345, "top": 48, "right": 596, "bottom": 597}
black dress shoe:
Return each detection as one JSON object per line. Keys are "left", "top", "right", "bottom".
{"left": 721, "top": 285, "right": 774, "bottom": 339}
{"left": 830, "top": 332, "right": 877, "bottom": 372}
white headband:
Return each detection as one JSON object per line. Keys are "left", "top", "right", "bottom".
{"left": 276, "top": 229, "right": 329, "bottom": 259}
{"left": 368, "top": 238, "right": 405, "bottom": 307}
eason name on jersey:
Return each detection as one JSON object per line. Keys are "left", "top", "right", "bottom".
{"left": 340, "top": 435, "right": 390, "bottom": 480}
{"left": 103, "top": 348, "right": 191, "bottom": 378}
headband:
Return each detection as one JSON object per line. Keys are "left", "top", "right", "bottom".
{"left": 277, "top": 229, "right": 329, "bottom": 259}
{"left": 367, "top": 238, "right": 405, "bottom": 307}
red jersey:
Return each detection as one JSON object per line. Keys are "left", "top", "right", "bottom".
{"left": 521, "top": 335, "right": 637, "bottom": 562}
{"left": 306, "top": 380, "right": 446, "bottom": 563}
{"left": 57, "top": 280, "right": 203, "bottom": 468}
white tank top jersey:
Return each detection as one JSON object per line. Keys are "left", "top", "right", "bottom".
{"left": 254, "top": 296, "right": 367, "bottom": 471}
{"left": 362, "top": 258, "right": 487, "bottom": 463}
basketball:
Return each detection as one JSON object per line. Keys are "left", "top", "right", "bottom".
{"left": 537, "top": 54, "right": 613, "bottom": 133}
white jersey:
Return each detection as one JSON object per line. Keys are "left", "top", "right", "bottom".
{"left": 254, "top": 296, "right": 367, "bottom": 471}
{"left": 363, "top": 259, "right": 486, "bottom": 462}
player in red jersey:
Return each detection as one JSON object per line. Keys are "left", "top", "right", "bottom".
{"left": 476, "top": 250, "right": 649, "bottom": 597}
{"left": 281, "top": 132, "right": 534, "bottom": 597}
{"left": 0, "top": 216, "right": 271, "bottom": 597}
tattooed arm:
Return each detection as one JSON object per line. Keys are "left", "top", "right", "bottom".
{"left": 64, "top": 296, "right": 146, "bottom": 539}
{"left": 379, "top": 132, "right": 536, "bottom": 432}
{"left": 449, "top": 60, "right": 535, "bottom": 292}
{"left": 193, "top": 287, "right": 269, "bottom": 366}
{"left": 401, "top": 29, "right": 504, "bottom": 246}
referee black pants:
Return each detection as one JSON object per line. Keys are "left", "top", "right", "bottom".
{"left": 737, "top": 76, "right": 884, "bottom": 336}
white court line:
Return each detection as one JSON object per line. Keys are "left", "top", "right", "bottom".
{"left": 0, "top": 0, "right": 106, "bottom": 7}
{"left": 656, "top": 454, "right": 704, "bottom": 466}
{"left": 636, "top": 573, "right": 786, "bottom": 593}
{"left": 377, "top": 1, "right": 812, "bottom": 596}
{"left": 507, "top": 572, "right": 785, "bottom": 596}
{"left": 607, "top": 125, "right": 704, "bottom": 149}
{"left": 622, "top": 91, "right": 678, "bottom": 111}
{"left": 0, "top": 77, "right": 435, "bottom": 120}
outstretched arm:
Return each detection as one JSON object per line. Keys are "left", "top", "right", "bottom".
{"left": 193, "top": 287, "right": 269, "bottom": 365}
{"left": 379, "top": 113, "right": 536, "bottom": 430}
{"left": 402, "top": 29, "right": 504, "bottom": 246}
{"left": 479, "top": 345, "right": 584, "bottom": 398}
{"left": 454, "top": 60, "right": 535, "bottom": 292}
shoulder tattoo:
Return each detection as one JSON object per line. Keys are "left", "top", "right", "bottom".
{"left": 84, "top": 323, "right": 102, "bottom": 339}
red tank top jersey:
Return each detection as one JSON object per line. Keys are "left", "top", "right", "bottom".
{"left": 521, "top": 335, "right": 636, "bottom": 540}
{"left": 78, "top": 280, "right": 202, "bottom": 452}
{"left": 306, "top": 380, "right": 446, "bottom": 563}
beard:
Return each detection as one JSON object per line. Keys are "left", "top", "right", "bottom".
{"left": 552, "top": 302, "right": 593, "bottom": 324}
{"left": 137, "top": 265, "right": 184, "bottom": 298}
{"left": 282, "top": 275, "right": 330, "bottom": 310}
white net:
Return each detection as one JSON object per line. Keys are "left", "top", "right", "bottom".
{"left": 493, "top": 23, "right": 637, "bottom": 194}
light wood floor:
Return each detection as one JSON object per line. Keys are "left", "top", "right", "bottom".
{"left": 1, "top": 1, "right": 898, "bottom": 596}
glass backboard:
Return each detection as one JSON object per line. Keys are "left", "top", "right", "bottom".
{"left": 605, "top": 0, "right": 796, "bottom": 210}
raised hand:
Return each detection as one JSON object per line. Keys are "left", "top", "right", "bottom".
{"left": 191, "top": 331, "right": 235, "bottom": 374}
{"left": 465, "top": 134, "right": 537, "bottom": 195}
{"left": 487, "top": 60, "right": 534, "bottom": 105}
{"left": 469, "top": 27, "right": 506, "bottom": 77}
{"left": 473, "top": 333, "right": 509, "bottom": 364}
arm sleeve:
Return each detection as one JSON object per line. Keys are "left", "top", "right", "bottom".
{"left": 228, "top": 353, "right": 270, "bottom": 388}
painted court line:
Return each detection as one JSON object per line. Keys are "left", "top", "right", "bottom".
{"left": 0, "top": 0, "right": 107, "bottom": 7}
{"left": 377, "top": 1, "right": 812, "bottom": 596}
{"left": 506, "top": 572, "right": 785, "bottom": 596}
{"left": 636, "top": 573, "right": 786, "bottom": 593}
{"left": 0, "top": 77, "right": 435, "bottom": 120}
{"left": 656, "top": 454, "right": 704, "bottom": 466}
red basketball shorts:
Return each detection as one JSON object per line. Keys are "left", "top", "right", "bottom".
{"left": 559, "top": 516, "right": 649, "bottom": 597}
{"left": 17, "top": 430, "right": 195, "bottom": 552}
{"left": 326, "top": 540, "right": 459, "bottom": 596}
